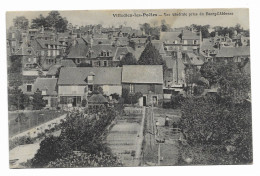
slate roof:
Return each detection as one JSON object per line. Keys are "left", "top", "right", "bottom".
{"left": 201, "top": 38, "right": 216, "bottom": 51}
{"left": 114, "top": 47, "right": 130, "bottom": 61}
{"left": 215, "top": 46, "right": 250, "bottom": 58}
{"left": 151, "top": 40, "right": 166, "bottom": 54}
{"left": 67, "top": 44, "right": 89, "bottom": 58}
{"left": 36, "top": 39, "right": 62, "bottom": 49}
{"left": 58, "top": 67, "right": 122, "bottom": 85}
{"left": 33, "top": 78, "right": 58, "bottom": 96}
{"left": 182, "top": 31, "right": 200, "bottom": 40}
{"left": 186, "top": 52, "right": 204, "bottom": 66}
{"left": 122, "top": 65, "right": 163, "bottom": 84}
{"left": 89, "top": 44, "right": 117, "bottom": 58}
{"left": 130, "top": 38, "right": 147, "bottom": 44}
{"left": 160, "top": 32, "right": 182, "bottom": 43}
{"left": 121, "top": 27, "right": 132, "bottom": 33}
{"left": 46, "top": 65, "right": 61, "bottom": 76}
{"left": 14, "top": 42, "right": 36, "bottom": 56}
{"left": 88, "top": 94, "right": 108, "bottom": 104}
{"left": 60, "top": 60, "right": 77, "bottom": 67}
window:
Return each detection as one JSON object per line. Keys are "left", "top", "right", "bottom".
{"left": 11, "top": 41, "right": 16, "bottom": 47}
{"left": 183, "top": 40, "right": 187, "bottom": 44}
{"left": 56, "top": 50, "right": 60, "bottom": 55}
{"left": 42, "top": 90, "right": 47, "bottom": 95}
{"left": 48, "top": 50, "right": 51, "bottom": 56}
{"left": 130, "top": 84, "right": 134, "bottom": 93}
{"left": 107, "top": 51, "right": 110, "bottom": 56}
{"left": 193, "top": 40, "right": 197, "bottom": 44}
{"left": 104, "top": 61, "right": 107, "bottom": 67}
{"left": 150, "top": 85, "right": 155, "bottom": 92}
{"left": 27, "top": 85, "right": 32, "bottom": 92}
{"left": 88, "top": 85, "right": 93, "bottom": 92}
{"left": 41, "top": 51, "right": 45, "bottom": 56}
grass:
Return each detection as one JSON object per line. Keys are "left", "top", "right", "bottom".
{"left": 9, "top": 110, "right": 66, "bottom": 137}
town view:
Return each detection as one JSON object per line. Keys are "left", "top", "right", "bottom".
{"left": 7, "top": 10, "right": 251, "bottom": 168}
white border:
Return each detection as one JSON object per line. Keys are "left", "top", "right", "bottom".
{"left": 1, "top": 0, "right": 260, "bottom": 176}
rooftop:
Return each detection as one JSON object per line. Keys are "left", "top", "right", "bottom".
{"left": 122, "top": 65, "right": 163, "bottom": 84}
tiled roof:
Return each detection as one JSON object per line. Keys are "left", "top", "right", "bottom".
{"left": 215, "top": 46, "right": 250, "bottom": 58}
{"left": 58, "top": 67, "right": 122, "bottom": 85}
{"left": 122, "top": 65, "right": 163, "bottom": 84}
{"left": 33, "top": 78, "right": 58, "bottom": 96}
{"left": 67, "top": 44, "right": 89, "bottom": 58}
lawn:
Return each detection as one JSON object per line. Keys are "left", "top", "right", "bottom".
{"left": 9, "top": 110, "right": 66, "bottom": 137}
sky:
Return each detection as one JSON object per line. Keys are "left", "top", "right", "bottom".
{"left": 6, "top": 9, "right": 249, "bottom": 30}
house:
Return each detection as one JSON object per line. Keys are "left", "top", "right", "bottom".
{"left": 160, "top": 30, "right": 201, "bottom": 54}
{"left": 122, "top": 65, "right": 163, "bottom": 106}
{"left": 66, "top": 43, "right": 90, "bottom": 65}
{"left": 31, "top": 39, "right": 63, "bottom": 70}
{"left": 130, "top": 38, "right": 147, "bottom": 48}
{"left": 215, "top": 46, "right": 250, "bottom": 63}
{"left": 33, "top": 78, "right": 58, "bottom": 108}
{"left": 58, "top": 67, "right": 122, "bottom": 106}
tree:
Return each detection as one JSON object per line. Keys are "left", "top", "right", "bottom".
{"left": 119, "top": 52, "right": 137, "bottom": 66}
{"left": 200, "top": 61, "right": 221, "bottom": 87}
{"left": 13, "top": 16, "right": 29, "bottom": 30}
{"left": 161, "top": 19, "right": 170, "bottom": 32}
{"left": 8, "top": 55, "right": 23, "bottom": 87}
{"left": 45, "top": 11, "right": 68, "bottom": 32}
{"left": 31, "top": 14, "right": 48, "bottom": 29}
{"left": 190, "top": 24, "right": 210, "bottom": 39}
{"left": 30, "top": 11, "right": 68, "bottom": 32}
{"left": 8, "top": 87, "right": 30, "bottom": 110}
{"left": 184, "top": 66, "right": 201, "bottom": 95}
{"left": 32, "top": 89, "right": 46, "bottom": 110}
{"left": 138, "top": 42, "right": 167, "bottom": 73}
{"left": 122, "top": 88, "right": 142, "bottom": 105}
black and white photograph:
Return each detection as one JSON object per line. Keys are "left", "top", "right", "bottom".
{"left": 6, "top": 8, "right": 252, "bottom": 169}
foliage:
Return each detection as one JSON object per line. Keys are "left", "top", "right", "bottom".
{"left": 119, "top": 52, "right": 137, "bottom": 66}
{"left": 179, "top": 95, "right": 252, "bottom": 165}
{"left": 110, "top": 93, "right": 120, "bottom": 101}
{"left": 31, "top": 135, "right": 71, "bottom": 167}
{"left": 138, "top": 42, "right": 167, "bottom": 74}
{"left": 13, "top": 16, "right": 29, "bottom": 30}
{"left": 31, "top": 108, "right": 120, "bottom": 167}
{"left": 8, "top": 87, "right": 30, "bottom": 110}
{"left": 139, "top": 23, "right": 160, "bottom": 40}
{"left": 189, "top": 24, "right": 210, "bottom": 38}
{"left": 81, "top": 98, "right": 87, "bottom": 107}
{"left": 161, "top": 19, "right": 170, "bottom": 32}
{"left": 9, "top": 136, "right": 34, "bottom": 150}
{"left": 129, "top": 40, "right": 136, "bottom": 50}
{"left": 47, "top": 152, "right": 122, "bottom": 168}
{"left": 122, "top": 88, "right": 142, "bottom": 105}
{"left": 31, "top": 11, "right": 68, "bottom": 32}
{"left": 210, "top": 24, "right": 249, "bottom": 38}
{"left": 32, "top": 89, "right": 46, "bottom": 110}
{"left": 8, "top": 55, "right": 23, "bottom": 87}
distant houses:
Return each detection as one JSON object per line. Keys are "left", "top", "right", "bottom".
{"left": 7, "top": 23, "right": 250, "bottom": 109}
